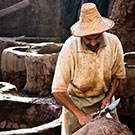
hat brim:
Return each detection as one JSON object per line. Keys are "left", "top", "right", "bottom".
{"left": 71, "top": 17, "right": 115, "bottom": 37}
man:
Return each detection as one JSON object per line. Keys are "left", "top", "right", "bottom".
{"left": 52, "top": 3, "right": 125, "bottom": 135}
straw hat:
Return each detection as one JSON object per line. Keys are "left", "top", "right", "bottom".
{"left": 71, "top": 3, "right": 115, "bottom": 37}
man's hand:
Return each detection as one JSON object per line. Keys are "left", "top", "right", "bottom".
{"left": 77, "top": 111, "right": 99, "bottom": 126}
{"left": 100, "top": 79, "right": 120, "bottom": 109}
{"left": 53, "top": 92, "right": 99, "bottom": 126}
{"left": 101, "top": 97, "right": 111, "bottom": 109}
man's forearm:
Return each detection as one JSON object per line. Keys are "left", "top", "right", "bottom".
{"left": 53, "top": 92, "right": 85, "bottom": 119}
{"left": 106, "top": 78, "right": 120, "bottom": 99}
{"left": 53, "top": 92, "right": 100, "bottom": 126}
{"left": 101, "top": 78, "right": 120, "bottom": 109}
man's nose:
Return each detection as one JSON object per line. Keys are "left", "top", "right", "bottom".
{"left": 90, "top": 39, "right": 97, "bottom": 46}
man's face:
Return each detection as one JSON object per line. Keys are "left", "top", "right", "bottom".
{"left": 82, "top": 33, "right": 102, "bottom": 46}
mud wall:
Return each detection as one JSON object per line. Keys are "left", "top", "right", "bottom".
{"left": 0, "top": 0, "right": 70, "bottom": 38}
{"left": 110, "top": 0, "right": 135, "bottom": 52}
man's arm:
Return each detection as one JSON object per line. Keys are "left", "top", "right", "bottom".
{"left": 101, "top": 78, "right": 120, "bottom": 109}
{"left": 53, "top": 92, "right": 99, "bottom": 126}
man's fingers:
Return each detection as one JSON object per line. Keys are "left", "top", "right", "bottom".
{"left": 90, "top": 119, "right": 94, "bottom": 122}
{"left": 91, "top": 111, "right": 99, "bottom": 117}
{"left": 106, "top": 102, "right": 110, "bottom": 106}
{"left": 101, "top": 104, "right": 105, "bottom": 109}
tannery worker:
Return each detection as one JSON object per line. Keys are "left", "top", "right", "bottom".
{"left": 52, "top": 3, "right": 125, "bottom": 135}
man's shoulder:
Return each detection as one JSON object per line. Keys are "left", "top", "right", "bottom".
{"left": 65, "top": 36, "right": 80, "bottom": 45}
{"left": 103, "top": 32, "right": 119, "bottom": 41}
{"left": 103, "top": 32, "right": 123, "bottom": 51}
{"left": 59, "top": 36, "right": 80, "bottom": 55}
{"left": 63, "top": 36, "right": 80, "bottom": 50}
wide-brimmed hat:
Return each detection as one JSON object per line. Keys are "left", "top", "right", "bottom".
{"left": 71, "top": 3, "right": 115, "bottom": 37}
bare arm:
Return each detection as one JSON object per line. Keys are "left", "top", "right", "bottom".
{"left": 101, "top": 78, "right": 120, "bottom": 109}
{"left": 53, "top": 92, "right": 99, "bottom": 126}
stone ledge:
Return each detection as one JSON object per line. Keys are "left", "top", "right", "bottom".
{"left": 0, "top": 117, "right": 61, "bottom": 135}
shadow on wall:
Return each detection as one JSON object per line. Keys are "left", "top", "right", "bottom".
{"left": 0, "top": 0, "right": 114, "bottom": 39}
{"left": 60, "top": 0, "right": 114, "bottom": 29}
{"left": 0, "top": 0, "right": 70, "bottom": 39}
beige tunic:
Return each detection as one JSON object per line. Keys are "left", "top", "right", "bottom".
{"left": 52, "top": 32, "right": 125, "bottom": 96}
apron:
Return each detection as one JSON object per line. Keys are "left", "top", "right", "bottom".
{"left": 61, "top": 94, "right": 118, "bottom": 135}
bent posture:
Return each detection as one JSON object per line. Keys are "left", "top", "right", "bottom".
{"left": 52, "top": 3, "right": 125, "bottom": 135}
